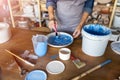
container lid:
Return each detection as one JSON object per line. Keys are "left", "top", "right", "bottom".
{"left": 25, "top": 70, "right": 47, "bottom": 80}
{"left": 46, "top": 60, "right": 65, "bottom": 74}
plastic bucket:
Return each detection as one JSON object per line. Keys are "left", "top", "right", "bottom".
{"left": 81, "top": 24, "right": 111, "bottom": 57}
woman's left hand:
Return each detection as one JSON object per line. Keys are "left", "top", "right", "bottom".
{"left": 73, "top": 25, "right": 82, "bottom": 38}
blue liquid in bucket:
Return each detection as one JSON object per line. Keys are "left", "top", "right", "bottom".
{"left": 48, "top": 34, "right": 72, "bottom": 46}
{"left": 83, "top": 24, "right": 111, "bottom": 36}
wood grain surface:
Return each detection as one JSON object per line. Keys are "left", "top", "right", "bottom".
{"left": 0, "top": 28, "right": 120, "bottom": 80}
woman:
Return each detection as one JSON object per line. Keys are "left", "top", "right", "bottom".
{"left": 46, "top": 0, "right": 94, "bottom": 38}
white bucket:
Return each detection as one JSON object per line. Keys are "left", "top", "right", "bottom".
{"left": 81, "top": 24, "right": 111, "bottom": 57}
{"left": 113, "top": 12, "right": 120, "bottom": 28}
{"left": 0, "top": 22, "right": 12, "bottom": 43}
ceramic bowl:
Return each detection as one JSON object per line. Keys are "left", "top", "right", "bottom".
{"left": 47, "top": 32, "right": 73, "bottom": 48}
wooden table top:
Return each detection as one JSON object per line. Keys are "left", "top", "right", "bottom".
{"left": 0, "top": 28, "right": 120, "bottom": 80}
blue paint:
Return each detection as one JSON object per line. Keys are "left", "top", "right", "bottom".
{"left": 48, "top": 34, "right": 72, "bottom": 46}
{"left": 100, "top": 59, "right": 111, "bottom": 67}
{"left": 25, "top": 70, "right": 47, "bottom": 80}
{"left": 83, "top": 24, "right": 111, "bottom": 36}
{"left": 35, "top": 41, "right": 47, "bottom": 57}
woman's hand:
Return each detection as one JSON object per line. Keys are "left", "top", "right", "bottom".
{"left": 48, "top": 20, "right": 58, "bottom": 31}
{"left": 73, "top": 25, "right": 82, "bottom": 38}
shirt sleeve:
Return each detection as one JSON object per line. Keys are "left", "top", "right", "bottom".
{"left": 83, "top": 0, "right": 94, "bottom": 14}
{"left": 46, "top": 0, "right": 57, "bottom": 9}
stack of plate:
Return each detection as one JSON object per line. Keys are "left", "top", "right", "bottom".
{"left": 111, "top": 41, "right": 120, "bottom": 55}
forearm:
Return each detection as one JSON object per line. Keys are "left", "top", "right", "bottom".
{"left": 48, "top": 6, "right": 55, "bottom": 20}
{"left": 78, "top": 12, "right": 89, "bottom": 28}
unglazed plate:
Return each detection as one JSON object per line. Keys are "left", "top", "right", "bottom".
{"left": 46, "top": 60, "right": 65, "bottom": 74}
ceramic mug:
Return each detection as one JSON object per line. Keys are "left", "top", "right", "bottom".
{"left": 59, "top": 48, "right": 71, "bottom": 60}
{"left": 32, "top": 35, "right": 48, "bottom": 57}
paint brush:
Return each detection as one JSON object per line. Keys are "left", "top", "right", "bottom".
{"left": 72, "top": 59, "right": 111, "bottom": 80}
{"left": 5, "top": 49, "right": 35, "bottom": 67}
{"left": 70, "top": 55, "right": 86, "bottom": 69}
{"left": 54, "top": 21, "right": 58, "bottom": 37}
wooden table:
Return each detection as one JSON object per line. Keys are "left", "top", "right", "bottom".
{"left": 0, "top": 28, "right": 120, "bottom": 80}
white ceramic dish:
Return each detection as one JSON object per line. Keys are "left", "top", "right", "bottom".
{"left": 111, "top": 41, "right": 120, "bottom": 55}
{"left": 25, "top": 70, "right": 47, "bottom": 80}
{"left": 47, "top": 32, "right": 73, "bottom": 48}
{"left": 46, "top": 60, "right": 65, "bottom": 74}
{"left": 96, "top": 0, "right": 112, "bottom": 4}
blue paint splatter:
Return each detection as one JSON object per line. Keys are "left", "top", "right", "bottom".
{"left": 83, "top": 24, "right": 111, "bottom": 36}
{"left": 48, "top": 34, "right": 72, "bottom": 46}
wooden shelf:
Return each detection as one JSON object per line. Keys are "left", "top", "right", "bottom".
{"left": 8, "top": 0, "right": 42, "bottom": 28}
{"left": 109, "top": 0, "right": 118, "bottom": 28}
{"left": 41, "top": 4, "right": 47, "bottom": 12}
{"left": 12, "top": 5, "right": 21, "bottom": 10}
{"left": 12, "top": 11, "right": 35, "bottom": 18}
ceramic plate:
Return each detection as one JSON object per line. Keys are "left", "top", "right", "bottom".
{"left": 96, "top": 0, "right": 112, "bottom": 4}
{"left": 46, "top": 60, "right": 65, "bottom": 74}
{"left": 111, "top": 41, "right": 120, "bottom": 55}
{"left": 25, "top": 70, "right": 47, "bottom": 80}
{"left": 47, "top": 32, "right": 73, "bottom": 48}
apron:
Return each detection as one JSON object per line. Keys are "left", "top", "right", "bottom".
{"left": 56, "top": 0, "right": 87, "bottom": 33}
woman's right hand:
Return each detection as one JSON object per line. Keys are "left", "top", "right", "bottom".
{"left": 48, "top": 20, "right": 58, "bottom": 31}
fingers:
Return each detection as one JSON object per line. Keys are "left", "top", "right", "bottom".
{"left": 73, "top": 29, "right": 81, "bottom": 38}
{"left": 48, "top": 20, "right": 54, "bottom": 30}
{"left": 48, "top": 20, "right": 58, "bottom": 31}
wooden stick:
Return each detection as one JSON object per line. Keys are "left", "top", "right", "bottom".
{"left": 109, "top": 0, "right": 118, "bottom": 28}
{"left": 5, "top": 49, "right": 35, "bottom": 67}
{"left": 72, "top": 60, "right": 111, "bottom": 80}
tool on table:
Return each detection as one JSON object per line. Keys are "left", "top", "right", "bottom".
{"left": 14, "top": 57, "right": 28, "bottom": 75}
{"left": 70, "top": 55, "right": 86, "bottom": 69}
{"left": 50, "top": 54, "right": 59, "bottom": 60}
{"left": 5, "top": 49, "right": 35, "bottom": 67}
{"left": 72, "top": 59, "right": 112, "bottom": 80}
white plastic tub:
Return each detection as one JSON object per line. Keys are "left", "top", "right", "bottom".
{"left": 0, "top": 22, "right": 11, "bottom": 43}
{"left": 81, "top": 24, "right": 111, "bottom": 57}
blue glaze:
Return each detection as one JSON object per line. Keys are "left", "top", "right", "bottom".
{"left": 35, "top": 42, "right": 47, "bottom": 57}
{"left": 83, "top": 24, "right": 111, "bottom": 36}
{"left": 25, "top": 70, "right": 47, "bottom": 80}
{"left": 48, "top": 34, "right": 72, "bottom": 46}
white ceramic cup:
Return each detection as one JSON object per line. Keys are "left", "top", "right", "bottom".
{"left": 59, "top": 48, "right": 71, "bottom": 60}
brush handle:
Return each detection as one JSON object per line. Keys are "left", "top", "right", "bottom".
{"left": 53, "top": 21, "right": 58, "bottom": 36}
{"left": 54, "top": 21, "right": 57, "bottom": 32}
{"left": 72, "top": 59, "right": 111, "bottom": 80}
{"left": 5, "top": 49, "right": 35, "bottom": 67}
